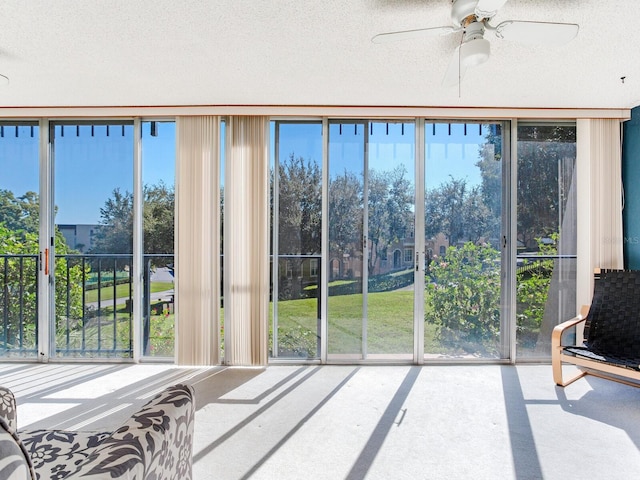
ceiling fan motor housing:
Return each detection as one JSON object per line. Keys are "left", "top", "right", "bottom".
{"left": 451, "top": 0, "right": 482, "bottom": 27}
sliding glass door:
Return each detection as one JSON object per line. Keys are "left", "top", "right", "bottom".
{"left": 271, "top": 118, "right": 579, "bottom": 364}
{"left": 141, "top": 121, "right": 176, "bottom": 359}
{"left": 423, "top": 122, "right": 506, "bottom": 359}
{"left": 271, "top": 119, "right": 509, "bottom": 363}
{"left": 0, "top": 123, "right": 40, "bottom": 358}
{"left": 53, "top": 122, "right": 135, "bottom": 358}
{"left": 516, "top": 124, "right": 576, "bottom": 358}
{"left": 327, "top": 120, "right": 416, "bottom": 361}
{"left": 271, "top": 121, "right": 323, "bottom": 359}
{"left": 0, "top": 120, "right": 177, "bottom": 361}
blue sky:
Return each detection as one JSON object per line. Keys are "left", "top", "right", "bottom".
{"left": 0, "top": 122, "right": 176, "bottom": 225}
{"left": 0, "top": 125, "right": 39, "bottom": 201}
{"left": 274, "top": 121, "right": 496, "bottom": 190}
{"left": 0, "top": 120, "right": 497, "bottom": 226}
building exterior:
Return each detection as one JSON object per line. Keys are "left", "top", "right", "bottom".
{"left": 57, "top": 224, "right": 101, "bottom": 252}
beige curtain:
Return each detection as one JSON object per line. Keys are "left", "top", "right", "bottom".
{"left": 175, "top": 116, "right": 221, "bottom": 365}
{"left": 224, "top": 116, "right": 270, "bottom": 366}
{"left": 576, "top": 118, "right": 624, "bottom": 308}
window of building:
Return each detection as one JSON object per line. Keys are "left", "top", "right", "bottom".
{"left": 404, "top": 248, "right": 413, "bottom": 263}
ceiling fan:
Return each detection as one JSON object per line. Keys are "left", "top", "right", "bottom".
{"left": 372, "top": 0, "right": 579, "bottom": 87}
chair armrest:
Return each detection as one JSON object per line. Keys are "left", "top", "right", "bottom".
{"left": 552, "top": 305, "right": 590, "bottom": 386}
{"left": 65, "top": 384, "right": 195, "bottom": 480}
{"left": 552, "top": 304, "right": 589, "bottom": 349}
{"left": 0, "top": 386, "right": 18, "bottom": 432}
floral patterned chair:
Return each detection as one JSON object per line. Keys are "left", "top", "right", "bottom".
{"left": 0, "top": 383, "right": 194, "bottom": 480}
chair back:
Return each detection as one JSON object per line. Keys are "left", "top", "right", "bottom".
{"left": 584, "top": 269, "right": 640, "bottom": 359}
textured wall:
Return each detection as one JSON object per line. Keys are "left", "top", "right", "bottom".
{"left": 622, "top": 106, "right": 640, "bottom": 269}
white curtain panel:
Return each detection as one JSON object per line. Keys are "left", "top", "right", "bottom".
{"left": 224, "top": 116, "right": 270, "bottom": 366}
{"left": 175, "top": 116, "right": 221, "bottom": 365}
{"left": 576, "top": 118, "right": 624, "bottom": 308}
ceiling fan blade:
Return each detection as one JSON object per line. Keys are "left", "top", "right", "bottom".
{"left": 475, "top": 0, "right": 509, "bottom": 19}
{"left": 372, "top": 26, "right": 456, "bottom": 44}
{"left": 442, "top": 46, "right": 467, "bottom": 87}
{"left": 495, "top": 21, "right": 579, "bottom": 46}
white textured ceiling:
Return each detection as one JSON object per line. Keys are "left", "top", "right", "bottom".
{"left": 0, "top": 0, "right": 638, "bottom": 109}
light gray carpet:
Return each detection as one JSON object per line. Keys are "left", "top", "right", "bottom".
{"left": 0, "top": 363, "right": 639, "bottom": 480}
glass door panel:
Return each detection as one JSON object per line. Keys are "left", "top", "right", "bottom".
{"left": 516, "top": 124, "right": 576, "bottom": 358}
{"left": 271, "top": 121, "right": 323, "bottom": 359}
{"left": 53, "top": 122, "right": 134, "bottom": 358}
{"left": 327, "top": 121, "right": 365, "bottom": 358}
{"left": 424, "top": 122, "right": 503, "bottom": 359}
{"left": 367, "top": 122, "right": 415, "bottom": 358}
{"left": 0, "top": 124, "right": 40, "bottom": 358}
{"left": 327, "top": 121, "right": 416, "bottom": 360}
{"left": 141, "top": 121, "right": 176, "bottom": 358}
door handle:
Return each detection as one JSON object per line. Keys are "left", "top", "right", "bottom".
{"left": 44, "top": 248, "right": 49, "bottom": 276}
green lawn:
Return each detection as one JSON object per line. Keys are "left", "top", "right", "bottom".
{"left": 273, "top": 289, "right": 444, "bottom": 356}
{"left": 273, "top": 287, "right": 462, "bottom": 357}
{"left": 56, "top": 300, "right": 174, "bottom": 357}
{"left": 85, "top": 281, "right": 173, "bottom": 303}
{"left": 68, "top": 282, "right": 499, "bottom": 359}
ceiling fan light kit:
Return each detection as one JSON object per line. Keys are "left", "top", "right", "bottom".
{"left": 372, "top": 0, "right": 579, "bottom": 86}
{"left": 461, "top": 37, "right": 490, "bottom": 67}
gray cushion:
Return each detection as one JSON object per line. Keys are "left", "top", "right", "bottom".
{"left": 0, "top": 417, "right": 35, "bottom": 480}
{"left": 0, "top": 387, "right": 17, "bottom": 432}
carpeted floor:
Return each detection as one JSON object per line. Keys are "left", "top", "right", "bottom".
{"left": 1, "top": 363, "right": 639, "bottom": 480}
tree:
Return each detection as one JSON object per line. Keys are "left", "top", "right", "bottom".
{"left": 91, "top": 183, "right": 175, "bottom": 256}
{"left": 464, "top": 186, "right": 495, "bottom": 244}
{"left": 220, "top": 185, "right": 224, "bottom": 255}
{"left": 143, "top": 181, "right": 174, "bottom": 254}
{"left": 328, "top": 170, "right": 363, "bottom": 276}
{"left": 426, "top": 177, "right": 467, "bottom": 246}
{"left": 476, "top": 127, "right": 502, "bottom": 243}
{"left": 386, "top": 165, "right": 414, "bottom": 242}
{"left": 368, "top": 165, "right": 413, "bottom": 275}
{"left": 92, "top": 188, "right": 133, "bottom": 254}
{"left": 367, "top": 169, "right": 390, "bottom": 274}
{"left": 516, "top": 126, "right": 576, "bottom": 249}
{"left": 0, "top": 203, "right": 85, "bottom": 351}
{"left": 275, "top": 154, "right": 322, "bottom": 299}
{"left": 277, "top": 154, "right": 322, "bottom": 255}
{"left": 0, "top": 223, "right": 39, "bottom": 349}
{"left": 0, "top": 189, "right": 40, "bottom": 234}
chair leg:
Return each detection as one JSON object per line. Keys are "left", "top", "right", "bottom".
{"left": 555, "top": 367, "right": 587, "bottom": 387}
{"left": 553, "top": 349, "right": 587, "bottom": 387}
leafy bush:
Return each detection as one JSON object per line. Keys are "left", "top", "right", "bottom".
{"left": 0, "top": 224, "right": 86, "bottom": 352}
{"left": 515, "top": 235, "right": 556, "bottom": 348}
{"left": 368, "top": 270, "right": 414, "bottom": 292}
{"left": 427, "top": 242, "right": 501, "bottom": 355}
{"left": 275, "top": 325, "right": 318, "bottom": 358}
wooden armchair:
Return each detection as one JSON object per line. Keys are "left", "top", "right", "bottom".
{"left": 552, "top": 269, "right": 640, "bottom": 387}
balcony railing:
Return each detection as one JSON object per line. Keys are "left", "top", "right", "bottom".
{"left": 0, "top": 253, "right": 174, "bottom": 359}
{"left": 0, "top": 254, "right": 39, "bottom": 355}
{"left": 516, "top": 254, "right": 577, "bottom": 274}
